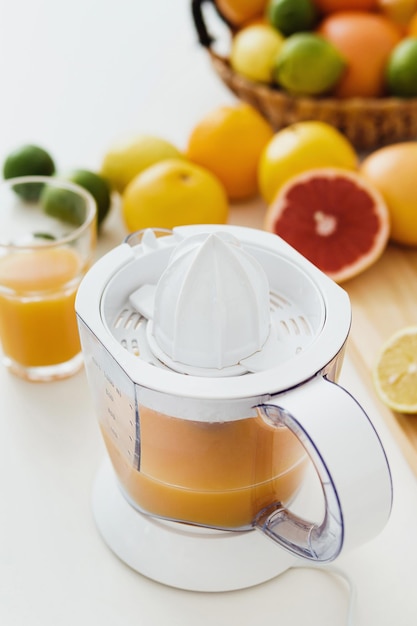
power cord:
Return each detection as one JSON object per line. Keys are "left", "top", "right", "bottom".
{"left": 292, "top": 564, "right": 357, "bottom": 626}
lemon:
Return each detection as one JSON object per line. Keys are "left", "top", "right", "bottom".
{"left": 101, "top": 134, "right": 184, "bottom": 193}
{"left": 258, "top": 121, "right": 358, "bottom": 203}
{"left": 386, "top": 37, "right": 417, "bottom": 97}
{"left": 61, "top": 169, "right": 111, "bottom": 228}
{"left": 3, "top": 144, "right": 55, "bottom": 200}
{"left": 273, "top": 32, "right": 346, "bottom": 96}
{"left": 267, "top": 0, "right": 317, "bottom": 36}
{"left": 230, "top": 24, "right": 284, "bottom": 83}
{"left": 121, "top": 158, "right": 229, "bottom": 232}
{"left": 373, "top": 326, "right": 417, "bottom": 413}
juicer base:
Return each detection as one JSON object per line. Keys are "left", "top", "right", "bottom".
{"left": 91, "top": 459, "right": 297, "bottom": 592}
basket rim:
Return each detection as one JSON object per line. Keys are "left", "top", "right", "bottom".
{"left": 209, "top": 49, "right": 417, "bottom": 112}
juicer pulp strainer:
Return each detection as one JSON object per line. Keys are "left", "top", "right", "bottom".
{"left": 76, "top": 224, "right": 392, "bottom": 591}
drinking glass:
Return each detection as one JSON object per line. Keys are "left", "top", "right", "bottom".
{"left": 0, "top": 175, "right": 96, "bottom": 381}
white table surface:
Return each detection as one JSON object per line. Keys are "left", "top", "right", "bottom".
{"left": 1, "top": 2, "right": 417, "bottom": 624}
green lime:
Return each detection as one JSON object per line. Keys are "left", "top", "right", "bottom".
{"left": 3, "top": 144, "right": 55, "bottom": 200}
{"left": 386, "top": 37, "right": 417, "bottom": 98}
{"left": 41, "top": 185, "right": 88, "bottom": 227}
{"left": 62, "top": 169, "right": 111, "bottom": 228}
{"left": 273, "top": 33, "right": 346, "bottom": 96}
{"left": 266, "top": 0, "right": 317, "bottom": 37}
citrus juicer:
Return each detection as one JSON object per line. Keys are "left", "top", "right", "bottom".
{"left": 75, "top": 224, "right": 392, "bottom": 592}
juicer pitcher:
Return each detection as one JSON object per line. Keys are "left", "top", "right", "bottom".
{"left": 76, "top": 224, "right": 392, "bottom": 589}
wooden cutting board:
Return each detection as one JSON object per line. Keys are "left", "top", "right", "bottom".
{"left": 229, "top": 202, "right": 417, "bottom": 477}
{"left": 344, "top": 244, "right": 417, "bottom": 476}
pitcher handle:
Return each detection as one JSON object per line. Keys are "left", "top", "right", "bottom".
{"left": 255, "top": 375, "right": 393, "bottom": 562}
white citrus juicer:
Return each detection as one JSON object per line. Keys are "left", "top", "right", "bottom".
{"left": 75, "top": 224, "right": 392, "bottom": 592}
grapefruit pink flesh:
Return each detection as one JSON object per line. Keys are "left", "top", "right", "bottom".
{"left": 264, "top": 168, "right": 390, "bottom": 283}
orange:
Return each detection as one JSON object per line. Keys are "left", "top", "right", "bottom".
{"left": 378, "top": 0, "right": 417, "bottom": 26}
{"left": 186, "top": 103, "right": 274, "bottom": 201}
{"left": 408, "top": 10, "right": 417, "bottom": 33}
{"left": 314, "top": 0, "right": 379, "bottom": 11}
{"left": 264, "top": 168, "right": 389, "bottom": 283}
{"left": 318, "top": 11, "right": 403, "bottom": 98}
{"left": 360, "top": 142, "right": 417, "bottom": 246}
{"left": 215, "top": 0, "right": 268, "bottom": 26}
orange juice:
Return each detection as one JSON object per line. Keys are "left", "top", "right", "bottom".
{"left": 0, "top": 247, "right": 82, "bottom": 367}
{"left": 102, "top": 405, "right": 308, "bottom": 529}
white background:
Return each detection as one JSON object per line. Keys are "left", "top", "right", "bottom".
{"left": 1, "top": 2, "right": 417, "bottom": 625}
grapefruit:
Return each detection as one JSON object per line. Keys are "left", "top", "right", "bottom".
{"left": 317, "top": 11, "right": 402, "bottom": 98}
{"left": 360, "top": 142, "right": 417, "bottom": 246}
{"left": 258, "top": 121, "right": 358, "bottom": 204}
{"left": 264, "top": 168, "right": 390, "bottom": 283}
{"left": 121, "top": 159, "right": 229, "bottom": 233}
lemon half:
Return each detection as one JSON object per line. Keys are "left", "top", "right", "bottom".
{"left": 373, "top": 326, "right": 417, "bottom": 414}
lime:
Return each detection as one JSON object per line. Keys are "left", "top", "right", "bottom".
{"left": 230, "top": 24, "right": 284, "bottom": 83}
{"left": 101, "top": 134, "right": 184, "bottom": 193}
{"left": 41, "top": 185, "right": 89, "bottom": 227}
{"left": 273, "top": 33, "right": 346, "bottom": 96}
{"left": 266, "top": 0, "right": 317, "bottom": 37}
{"left": 373, "top": 326, "right": 417, "bottom": 413}
{"left": 61, "top": 169, "right": 111, "bottom": 228}
{"left": 3, "top": 144, "right": 55, "bottom": 201}
{"left": 386, "top": 37, "right": 417, "bottom": 97}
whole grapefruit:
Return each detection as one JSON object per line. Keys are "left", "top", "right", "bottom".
{"left": 360, "top": 142, "right": 417, "bottom": 246}
{"left": 258, "top": 121, "right": 358, "bottom": 204}
{"left": 317, "top": 11, "right": 402, "bottom": 98}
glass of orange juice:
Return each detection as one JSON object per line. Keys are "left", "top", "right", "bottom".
{"left": 0, "top": 175, "right": 97, "bottom": 381}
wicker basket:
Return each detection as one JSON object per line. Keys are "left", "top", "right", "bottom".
{"left": 191, "top": 0, "right": 417, "bottom": 151}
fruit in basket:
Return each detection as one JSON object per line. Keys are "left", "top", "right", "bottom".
{"left": 121, "top": 158, "right": 229, "bottom": 232}
{"left": 266, "top": 0, "right": 317, "bottom": 36}
{"left": 215, "top": 0, "right": 268, "bottom": 26}
{"left": 258, "top": 121, "right": 358, "bottom": 204}
{"left": 378, "top": 0, "right": 417, "bottom": 25}
{"left": 264, "top": 168, "right": 390, "bottom": 283}
{"left": 100, "top": 134, "right": 183, "bottom": 193}
{"left": 314, "top": 0, "right": 379, "bottom": 11}
{"left": 272, "top": 32, "right": 345, "bottom": 96}
{"left": 360, "top": 142, "right": 417, "bottom": 246}
{"left": 409, "top": 10, "right": 417, "bottom": 33}
{"left": 386, "top": 37, "right": 417, "bottom": 96}
{"left": 318, "top": 11, "right": 403, "bottom": 98}
{"left": 230, "top": 24, "right": 284, "bottom": 82}
{"left": 186, "top": 103, "right": 274, "bottom": 201}
{"left": 373, "top": 326, "right": 417, "bottom": 414}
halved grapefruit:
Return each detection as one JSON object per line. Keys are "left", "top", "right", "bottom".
{"left": 264, "top": 168, "right": 390, "bottom": 283}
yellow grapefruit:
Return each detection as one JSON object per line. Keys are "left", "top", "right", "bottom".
{"left": 121, "top": 159, "right": 229, "bottom": 233}
{"left": 258, "top": 121, "right": 358, "bottom": 204}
